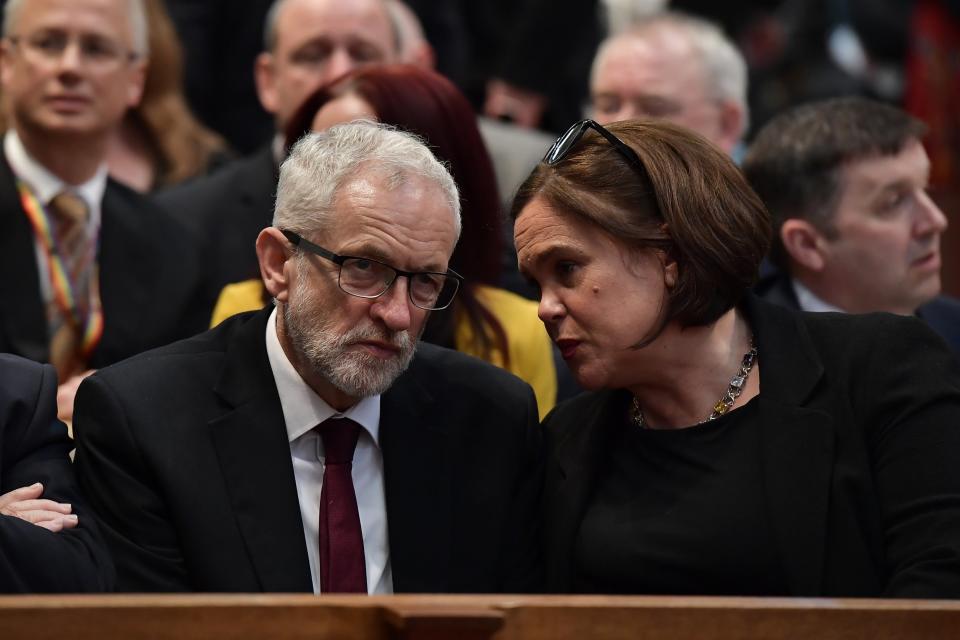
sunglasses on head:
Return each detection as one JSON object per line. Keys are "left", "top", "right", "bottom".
{"left": 543, "top": 119, "right": 646, "bottom": 175}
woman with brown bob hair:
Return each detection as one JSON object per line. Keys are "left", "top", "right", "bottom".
{"left": 513, "top": 118, "right": 960, "bottom": 597}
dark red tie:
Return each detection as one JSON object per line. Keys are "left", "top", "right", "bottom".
{"left": 317, "top": 417, "right": 367, "bottom": 593}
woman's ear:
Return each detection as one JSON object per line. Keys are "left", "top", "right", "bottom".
{"left": 256, "top": 227, "right": 293, "bottom": 303}
{"left": 663, "top": 255, "right": 678, "bottom": 289}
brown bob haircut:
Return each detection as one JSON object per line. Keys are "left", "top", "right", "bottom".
{"left": 511, "top": 120, "right": 770, "bottom": 335}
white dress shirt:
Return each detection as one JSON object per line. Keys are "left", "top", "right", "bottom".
{"left": 5, "top": 129, "right": 107, "bottom": 315}
{"left": 264, "top": 308, "right": 393, "bottom": 594}
{"left": 791, "top": 279, "right": 846, "bottom": 313}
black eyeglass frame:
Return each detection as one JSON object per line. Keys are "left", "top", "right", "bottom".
{"left": 543, "top": 119, "right": 645, "bottom": 175}
{"left": 281, "top": 229, "right": 463, "bottom": 311}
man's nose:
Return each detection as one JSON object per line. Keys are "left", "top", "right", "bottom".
{"left": 56, "top": 41, "right": 84, "bottom": 73}
{"left": 916, "top": 189, "right": 949, "bottom": 235}
{"left": 370, "top": 277, "right": 413, "bottom": 333}
{"left": 322, "top": 48, "right": 357, "bottom": 86}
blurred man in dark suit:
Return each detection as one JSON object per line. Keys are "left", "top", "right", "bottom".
{"left": 1, "top": 354, "right": 112, "bottom": 592}
{"left": 156, "top": 0, "right": 401, "bottom": 322}
{"left": 0, "top": 0, "right": 205, "bottom": 419}
{"left": 744, "top": 96, "right": 960, "bottom": 356}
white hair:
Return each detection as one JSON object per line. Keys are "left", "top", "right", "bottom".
{"left": 3, "top": 0, "right": 149, "bottom": 57}
{"left": 591, "top": 11, "right": 749, "bottom": 131}
{"left": 384, "top": 0, "right": 423, "bottom": 59}
{"left": 275, "top": 120, "right": 461, "bottom": 239}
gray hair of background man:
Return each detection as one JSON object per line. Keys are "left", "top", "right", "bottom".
{"left": 385, "top": 0, "right": 430, "bottom": 65}
{"left": 274, "top": 120, "right": 461, "bottom": 241}
{"left": 2, "top": 0, "right": 150, "bottom": 57}
{"left": 262, "top": 0, "right": 401, "bottom": 53}
{"left": 592, "top": 11, "right": 749, "bottom": 132}
{"left": 742, "top": 96, "right": 928, "bottom": 267}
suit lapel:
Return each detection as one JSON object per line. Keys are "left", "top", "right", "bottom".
{"left": 0, "top": 156, "right": 49, "bottom": 360}
{"left": 379, "top": 360, "right": 453, "bottom": 593}
{"left": 545, "top": 388, "right": 623, "bottom": 590}
{"left": 208, "top": 309, "right": 313, "bottom": 592}
{"left": 746, "top": 296, "right": 835, "bottom": 596}
{"left": 95, "top": 183, "right": 157, "bottom": 360}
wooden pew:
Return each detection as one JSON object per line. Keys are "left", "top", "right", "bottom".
{"left": 1, "top": 594, "right": 958, "bottom": 639}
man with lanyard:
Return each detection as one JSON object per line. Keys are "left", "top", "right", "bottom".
{"left": 0, "top": 0, "right": 205, "bottom": 420}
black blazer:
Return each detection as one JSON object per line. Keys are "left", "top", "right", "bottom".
{"left": 0, "top": 354, "right": 113, "bottom": 592}
{"left": 154, "top": 145, "right": 278, "bottom": 319}
{"left": 757, "top": 272, "right": 960, "bottom": 358}
{"left": 73, "top": 308, "right": 543, "bottom": 593}
{"left": 0, "top": 156, "right": 208, "bottom": 367}
{"left": 542, "top": 296, "right": 960, "bottom": 598}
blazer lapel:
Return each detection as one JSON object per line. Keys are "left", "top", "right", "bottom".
{"left": 544, "top": 388, "right": 623, "bottom": 591}
{"left": 746, "top": 296, "right": 835, "bottom": 596}
{"left": 0, "top": 157, "right": 48, "bottom": 360}
{"left": 208, "top": 309, "right": 313, "bottom": 592}
{"left": 379, "top": 362, "right": 453, "bottom": 593}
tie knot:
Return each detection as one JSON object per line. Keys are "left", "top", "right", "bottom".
{"left": 318, "top": 418, "right": 361, "bottom": 465}
{"left": 50, "top": 191, "right": 89, "bottom": 225}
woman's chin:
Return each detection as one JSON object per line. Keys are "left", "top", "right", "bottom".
{"left": 570, "top": 366, "right": 608, "bottom": 391}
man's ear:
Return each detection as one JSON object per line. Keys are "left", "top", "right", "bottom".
{"left": 0, "top": 40, "right": 12, "bottom": 89}
{"left": 254, "top": 51, "right": 279, "bottom": 114}
{"left": 257, "top": 227, "right": 293, "bottom": 302}
{"left": 716, "top": 99, "right": 746, "bottom": 155}
{"left": 780, "top": 219, "right": 827, "bottom": 272}
{"left": 125, "top": 58, "right": 148, "bottom": 109}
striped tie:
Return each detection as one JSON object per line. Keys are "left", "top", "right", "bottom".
{"left": 47, "top": 191, "right": 95, "bottom": 379}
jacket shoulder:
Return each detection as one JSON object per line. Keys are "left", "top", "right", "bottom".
{"left": 90, "top": 310, "right": 258, "bottom": 385}
{"left": 406, "top": 342, "right": 536, "bottom": 411}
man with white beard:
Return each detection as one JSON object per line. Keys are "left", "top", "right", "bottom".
{"left": 73, "top": 121, "right": 543, "bottom": 593}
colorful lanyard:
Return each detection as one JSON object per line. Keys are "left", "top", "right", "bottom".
{"left": 17, "top": 178, "right": 103, "bottom": 357}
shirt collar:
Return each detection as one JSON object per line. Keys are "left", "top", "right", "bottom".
{"left": 792, "top": 278, "right": 846, "bottom": 313}
{"left": 264, "top": 307, "right": 381, "bottom": 446}
{"left": 4, "top": 129, "right": 107, "bottom": 225}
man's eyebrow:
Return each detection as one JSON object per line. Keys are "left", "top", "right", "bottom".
{"left": 340, "top": 244, "right": 446, "bottom": 272}
{"left": 870, "top": 177, "right": 919, "bottom": 197}
{"left": 340, "top": 244, "right": 391, "bottom": 262}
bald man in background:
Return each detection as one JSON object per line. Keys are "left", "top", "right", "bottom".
{"left": 156, "top": 0, "right": 401, "bottom": 323}
{"left": 589, "top": 11, "right": 748, "bottom": 156}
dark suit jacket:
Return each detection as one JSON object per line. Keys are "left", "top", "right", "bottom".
{"left": 0, "top": 354, "right": 113, "bottom": 592}
{"left": 542, "top": 296, "right": 960, "bottom": 598}
{"left": 73, "top": 307, "right": 543, "bottom": 593}
{"left": 154, "top": 146, "right": 277, "bottom": 319}
{"left": 0, "top": 155, "right": 208, "bottom": 367}
{"left": 757, "top": 272, "right": 960, "bottom": 358}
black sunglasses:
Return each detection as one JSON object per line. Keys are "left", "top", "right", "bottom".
{"left": 543, "top": 119, "right": 645, "bottom": 175}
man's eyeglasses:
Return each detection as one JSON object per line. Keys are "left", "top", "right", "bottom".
{"left": 282, "top": 230, "right": 463, "bottom": 311}
{"left": 543, "top": 119, "right": 646, "bottom": 175}
{"left": 7, "top": 32, "right": 139, "bottom": 73}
